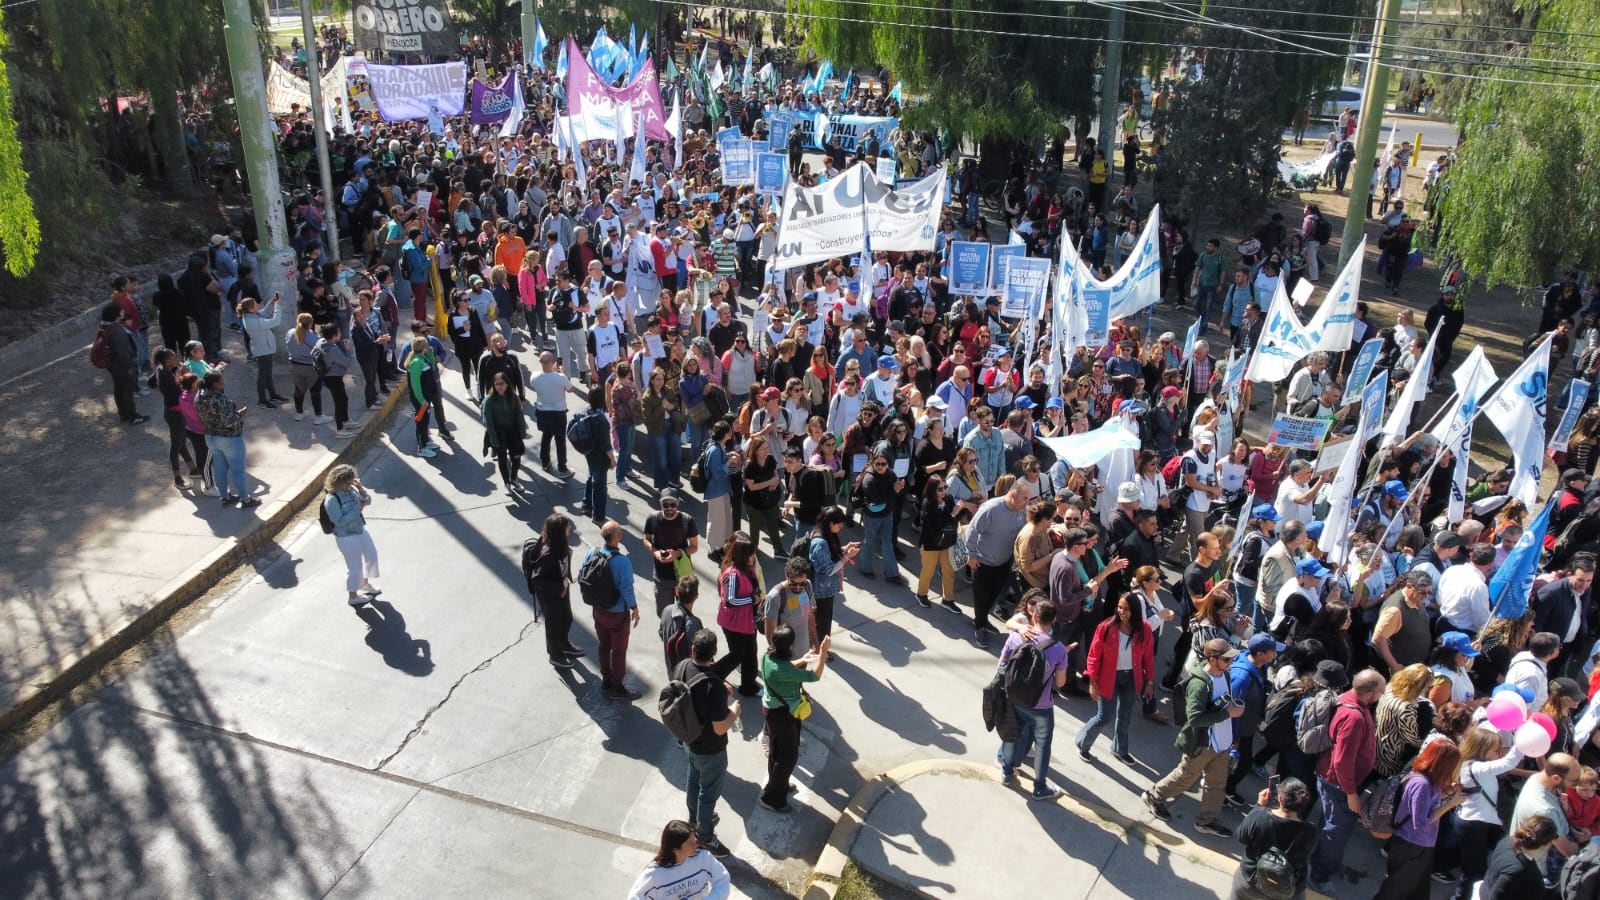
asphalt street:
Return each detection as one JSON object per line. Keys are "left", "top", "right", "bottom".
{"left": 0, "top": 347, "right": 1332, "bottom": 898}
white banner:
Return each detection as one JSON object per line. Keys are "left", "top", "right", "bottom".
{"left": 1277, "top": 151, "right": 1336, "bottom": 187}
{"left": 365, "top": 61, "right": 469, "bottom": 121}
{"left": 772, "top": 162, "right": 944, "bottom": 269}
{"left": 1482, "top": 334, "right": 1553, "bottom": 506}
{"left": 1551, "top": 381, "right": 1592, "bottom": 453}
{"left": 1244, "top": 280, "right": 1318, "bottom": 383}
{"left": 1102, "top": 206, "right": 1164, "bottom": 322}
{"left": 1379, "top": 327, "right": 1440, "bottom": 451}
{"left": 1050, "top": 235, "right": 1088, "bottom": 398}
{"left": 1307, "top": 238, "right": 1364, "bottom": 352}
{"left": 1450, "top": 345, "right": 1498, "bottom": 405}
{"left": 266, "top": 62, "right": 312, "bottom": 115}
{"left": 1322, "top": 371, "right": 1389, "bottom": 565}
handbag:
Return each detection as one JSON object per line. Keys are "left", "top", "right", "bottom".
{"left": 792, "top": 689, "right": 813, "bottom": 720}
{"left": 688, "top": 401, "right": 711, "bottom": 425}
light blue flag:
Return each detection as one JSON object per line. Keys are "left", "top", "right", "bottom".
{"left": 628, "top": 24, "right": 637, "bottom": 62}
{"left": 1183, "top": 318, "right": 1202, "bottom": 368}
{"left": 841, "top": 68, "right": 854, "bottom": 100}
{"left": 742, "top": 44, "right": 753, "bottom": 91}
{"left": 531, "top": 19, "right": 548, "bottom": 71}
{"left": 556, "top": 41, "right": 567, "bottom": 81}
{"left": 888, "top": 81, "right": 903, "bottom": 102}
{"left": 1488, "top": 494, "right": 1556, "bottom": 620}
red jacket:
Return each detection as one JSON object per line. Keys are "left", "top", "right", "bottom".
{"left": 1314, "top": 690, "right": 1376, "bottom": 795}
{"left": 1084, "top": 617, "right": 1155, "bottom": 698}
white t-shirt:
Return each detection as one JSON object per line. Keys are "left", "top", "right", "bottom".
{"left": 1180, "top": 450, "right": 1217, "bottom": 512}
{"left": 1207, "top": 672, "right": 1234, "bottom": 752}
{"left": 1275, "top": 477, "right": 1315, "bottom": 523}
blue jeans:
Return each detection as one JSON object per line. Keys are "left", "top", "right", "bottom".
{"left": 206, "top": 434, "right": 250, "bottom": 498}
{"left": 859, "top": 514, "right": 898, "bottom": 578}
{"left": 685, "top": 420, "right": 706, "bottom": 464}
{"left": 584, "top": 459, "right": 610, "bottom": 519}
{"left": 1003, "top": 704, "right": 1055, "bottom": 796}
{"left": 650, "top": 433, "right": 672, "bottom": 488}
{"left": 615, "top": 424, "right": 636, "bottom": 483}
{"left": 1234, "top": 581, "right": 1257, "bottom": 622}
{"left": 686, "top": 748, "right": 728, "bottom": 842}
{"left": 1311, "top": 777, "right": 1359, "bottom": 884}
{"left": 1077, "top": 669, "right": 1137, "bottom": 756}
{"left": 1253, "top": 602, "right": 1272, "bottom": 636}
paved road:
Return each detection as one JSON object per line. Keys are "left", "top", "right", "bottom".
{"left": 0, "top": 338, "right": 1404, "bottom": 898}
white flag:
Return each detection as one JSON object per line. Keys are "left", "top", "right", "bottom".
{"left": 667, "top": 91, "right": 683, "bottom": 171}
{"left": 1308, "top": 239, "right": 1364, "bottom": 352}
{"left": 1323, "top": 371, "right": 1390, "bottom": 565}
{"left": 569, "top": 117, "right": 588, "bottom": 193}
{"left": 709, "top": 60, "right": 725, "bottom": 92}
{"left": 1245, "top": 279, "right": 1318, "bottom": 383}
{"left": 1450, "top": 345, "right": 1498, "bottom": 405}
{"left": 629, "top": 107, "right": 647, "bottom": 188}
{"left": 1481, "top": 334, "right": 1553, "bottom": 506}
{"left": 498, "top": 70, "right": 525, "bottom": 139}
{"left": 1379, "top": 327, "right": 1440, "bottom": 451}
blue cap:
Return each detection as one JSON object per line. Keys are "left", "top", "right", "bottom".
{"left": 1296, "top": 557, "right": 1332, "bottom": 579}
{"left": 1383, "top": 479, "right": 1410, "bottom": 501}
{"left": 1493, "top": 683, "right": 1535, "bottom": 704}
{"left": 877, "top": 355, "right": 899, "bottom": 370}
{"left": 1439, "top": 631, "right": 1481, "bottom": 658}
{"left": 1248, "top": 633, "right": 1287, "bottom": 654}
{"left": 1046, "top": 396, "right": 1065, "bottom": 409}
{"left": 1013, "top": 396, "right": 1036, "bottom": 410}
{"left": 1252, "top": 503, "right": 1281, "bottom": 522}
{"left": 1305, "top": 521, "right": 1325, "bottom": 541}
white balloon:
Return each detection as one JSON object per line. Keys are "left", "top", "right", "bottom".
{"left": 1514, "top": 720, "right": 1552, "bottom": 758}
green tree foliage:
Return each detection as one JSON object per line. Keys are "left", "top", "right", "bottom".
{"left": 1400, "top": 0, "right": 1536, "bottom": 115}
{"left": 1152, "top": 0, "right": 1373, "bottom": 228}
{"left": 0, "top": 10, "right": 38, "bottom": 277}
{"left": 1437, "top": 0, "right": 1600, "bottom": 289}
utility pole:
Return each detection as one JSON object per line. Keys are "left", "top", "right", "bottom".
{"left": 1338, "top": 0, "right": 1405, "bottom": 270}
{"left": 1098, "top": 4, "right": 1125, "bottom": 185}
{"left": 300, "top": 0, "right": 341, "bottom": 258}
{"left": 520, "top": 0, "right": 538, "bottom": 67}
{"left": 221, "top": 0, "right": 297, "bottom": 303}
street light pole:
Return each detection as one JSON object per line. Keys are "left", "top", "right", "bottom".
{"left": 220, "top": 0, "right": 297, "bottom": 302}
{"left": 300, "top": 0, "right": 341, "bottom": 258}
{"left": 1099, "top": 4, "right": 1125, "bottom": 185}
{"left": 1338, "top": 0, "right": 1405, "bottom": 270}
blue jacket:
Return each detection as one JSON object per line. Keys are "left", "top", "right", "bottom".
{"left": 323, "top": 488, "right": 368, "bottom": 537}
{"left": 808, "top": 536, "right": 842, "bottom": 599}
{"left": 703, "top": 443, "right": 731, "bottom": 500}
{"left": 1228, "top": 653, "right": 1269, "bottom": 738}
{"left": 584, "top": 547, "right": 637, "bottom": 613}
{"left": 833, "top": 344, "right": 876, "bottom": 381}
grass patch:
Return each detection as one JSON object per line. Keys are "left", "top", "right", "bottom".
{"left": 836, "top": 862, "right": 919, "bottom": 900}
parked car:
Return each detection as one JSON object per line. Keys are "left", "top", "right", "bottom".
{"left": 1317, "top": 85, "right": 1364, "bottom": 120}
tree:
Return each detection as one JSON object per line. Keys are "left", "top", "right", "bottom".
{"left": 1152, "top": 0, "right": 1374, "bottom": 230}
{"left": 1437, "top": 0, "right": 1600, "bottom": 290}
{"left": 0, "top": 9, "right": 38, "bottom": 277}
{"left": 1401, "top": 0, "right": 1537, "bottom": 115}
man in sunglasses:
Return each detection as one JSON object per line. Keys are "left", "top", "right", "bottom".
{"left": 762, "top": 555, "right": 819, "bottom": 659}
{"left": 643, "top": 489, "right": 700, "bottom": 616}
{"left": 1144, "top": 638, "right": 1245, "bottom": 838}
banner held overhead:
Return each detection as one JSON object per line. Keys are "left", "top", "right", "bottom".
{"left": 352, "top": 0, "right": 459, "bottom": 57}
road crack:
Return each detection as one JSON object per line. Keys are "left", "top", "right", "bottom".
{"left": 373, "top": 616, "right": 539, "bottom": 771}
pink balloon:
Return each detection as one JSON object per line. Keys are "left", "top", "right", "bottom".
{"left": 1515, "top": 721, "right": 1553, "bottom": 758}
{"left": 1485, "top": 698, "right": 1527, "bottom": 731}
{"left": 1531, "top": 711, "right": 1559, "bottom": 742}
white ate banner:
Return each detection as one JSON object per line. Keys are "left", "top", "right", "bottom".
{"left": 772, "top": 162, "right": 944, "bottom": 270}
{"left": 365, "top": 61, "right": 469, "bottom": 121}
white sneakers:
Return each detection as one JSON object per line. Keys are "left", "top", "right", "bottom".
{"left": 313, "top": 415, "right": 335, "bottom": 425}
{"left": 417, "top": 446, "right": 437, "bottom": 458}
{"left": 335, "top": 429, "right": 358, "bottom": 439}
{"left": 294, "top": 412, "right": 305, "bottom": 422}
{"left": 201, "top": 485, "right": 220, "bottom": 497}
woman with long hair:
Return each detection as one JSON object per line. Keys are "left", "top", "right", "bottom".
{"left": 482, "top": 371, "right": 528, "bottom": 495}
{"left": 176, "top": 370, "right": 214, "bottom": 496}
{"left": 1371, "top": 740, "right": 1466, "bottom": 900}
{"left": 1375, "top": 664, "right": 1435, "bottom": 778}
{"left": 350, "top": 290, "right": 392, "bottom": 409}
{"left": 714, "top": 533, "right": 763, "bottom": 697}
{"left": 1450, "top": 726, "right": 1526, "bottom": 900}
{"left": 1077, "top": 591, "right": 1156, "bottom": 764}
{"left": 285, "top": 312, "right": 327, "bottom": 423}
{"left": 947, "top": 447, "right": 985, "bottom": 521}
{"left": 1304, "top": 600, "right": 1354, "bottom": 671}
{"left": 742, "top": 434, "right": 785, "bottom": 557}
{"left": 625, "top": 819, "right": 731, "bottom": 899}
{"left": 447, "top": 291, "right": 488, "bottom": 395}
{"left": 759, "top": 624, "right": 830, "bottom": 813}
{"left": 916, "top": 478, "right": 960, "bottom": 612}
{"left": 804, "top": 507, "right": 858, "bottom": 648}
{"left": 154, "top": 347, "right": 201, "bottom": 489}
{"left": 524, "top": 513, "right": 580, "bottom": 669}
{"left": 322, "top": 464, "right": 380, "bottom": 606}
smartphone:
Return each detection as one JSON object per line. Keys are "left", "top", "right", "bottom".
{"left": 1267, "top": 774, "right": 1281, "bottom": 796}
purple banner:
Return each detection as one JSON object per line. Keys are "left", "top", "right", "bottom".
{"left": 563, "top": 37, "right": 669, "bottom": 141}
{"left": 470, "top": 71, "right": 516, "bottom": 124}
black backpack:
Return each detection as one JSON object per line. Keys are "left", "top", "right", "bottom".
{"left": 1259, "top": 682, "right": 1305, "bottom": 750}
{"left": 318, "top": 494, "right": 338, "bottom": 534}
{"left": 1003, "top": 637, "right": 1055, "bottom": 708}
{"left": 1252, "top": 843, "right": 1297, "bottom": 900}
{"left": 1562, "top": 840, "right": 1600, "bottom": 900}
{"left": 659, "top": 602, "right": 703, "bottom": 672}
{"left": 577, "top": 549, "right": 619, "bottom": 608}
{"left": 1338, "top": 141, "right": 1356, "bottom": 164}
{"left": 1313, "top": 215, "right": 1332, "bottom": 244}
{"left": 658, "top": 667, "right": 710, "bottom": 744}
{"left": 566, "top": 411, "right": 599, "bottom": 456}
{"left": 311, "top": 343, "right": 330, "bottom": 376}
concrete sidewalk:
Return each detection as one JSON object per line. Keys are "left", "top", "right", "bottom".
{"left": 0, "top": 316, "right": 405, "bottom": 731}
{"left": 807, "top": 760, "right": 1238, "bottom": 900}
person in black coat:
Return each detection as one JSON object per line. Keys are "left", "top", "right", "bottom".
{"left": 521, "top": 513, "right": 580, "bottom": 668}
{"left": 1531, "top": 557, "right": 1596, "bottom": 678}
{"left": 99, "top": 303, "right": 146, "bottom": 425}
{"left": 152, "top": 273, "right": 191, "bottom": 351}
{"left": 1478, "top": 815, "right": 1559, "bottom": 900}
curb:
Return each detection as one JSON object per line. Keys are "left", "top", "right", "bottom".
{"left": 0, "top": 382, "right": 407, "bottom": 733}
{"left": 803, "top": 759, "right": 1250, "bottom": 900}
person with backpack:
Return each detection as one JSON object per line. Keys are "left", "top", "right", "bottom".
{"left": 659, "top": 577, "right": 704, "bottom": 675}
{"left": 663, "top": 629, "right": 737, "bottom": 860}
{"left": 522, "top": 513, "right": 580, "bottom": 669}
{"left": 95, "top": 303, "right": 147, "bottom": 426}
{"left": 699, "top": 422, "right": 740, "bottom": 560}
{"left": 997, "top": 599, "right": 1070, "bottom": 802}
{"left": 644, "top": 490, "right": 701, "bottom": 615}
{"left": 1307, "top": 667, "right": 1386, "bottom": 894}
{"left": 577, "top": 386, "right": 616, "bottom": 523}
{"left": 1229, "top": 776, "right": 1317, "bottom": 900}
{"left": 581, "top": 520, "right": 641, "bottom": 702}
{"left": 1221, "top": 633, "right": 1285, "bottom": 810}
{"left": 763, "top": 555, "right": 818, "bottom": 659}
{"left": 1370, "top": 740, "right": 1467, "bottom": 900}
{"left": 321, "top": 464, "right": 380, "bottom": 607}
{"left": 1145, "top": 638, "right": 1247, "bottom": 837}
{"left": 804, "top": 507, "right": 858, "bottom": 650}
